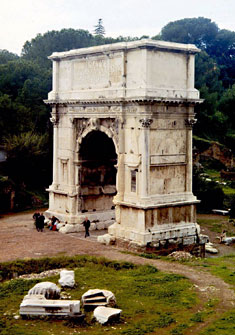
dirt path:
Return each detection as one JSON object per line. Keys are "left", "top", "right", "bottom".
{"left": 0, "top": 210, "right": 235, "bottom": 333}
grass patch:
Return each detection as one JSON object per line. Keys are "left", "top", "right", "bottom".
{"left": 197, "top": 216, "right": 235, "bottom": 236}
{"left": 201, "top": 309, "right": 235, "bottom": 335}
{"left": 181, "top": 254, "right": 235, "bottom": 290}
{"left": 0, "top": 256, "right": 203, "bottom": 335}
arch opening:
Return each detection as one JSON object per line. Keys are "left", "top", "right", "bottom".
{"left": 79, "top": 130, "right": 117, "bottom": 213}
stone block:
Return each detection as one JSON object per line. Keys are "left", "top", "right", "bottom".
{"left": 205, "top": 243, "right": 218, "bottom": 254}
{"left": 75, "top": 224, "right": 84, "bottom": 232}
{"left": 93, "top": 306, "right": 122, "bottom": 324}
{"left": 82, "top": 289, "right": 116, "bottom": 308}
{"left": 176, "top": 237, "right": 183, "bottom": 244}
{"left": 20, "top": 297, "right": 80, "bottom": 316}
{"left": 183, "top": 236, "right": 196, "bottom": 245}
{"left": 58, "top": 270, "right": 75, "bottom": 288}
{"left": 102, "top": 185, "right": 116, "bottom": 194}
{"left": 96, "top": 222, "right": 105, "bottom": 230}
{"left": 108, "top": 222, "right": 117, "bottom": 235}
{"left": 104, "top": 220, "right": 115, "bottom": 229}
{"left": 90, "top": 222, "right": 97, "bottom": 231}
{"left": 97, "top": 234, "right": 116, "bottom": 245}
{"left": 28, "top": 282, "right": 60, "bottom": 299}
{"left": 199, "top": 234, "right": 209, "bottom": 244}
{"left": 59, "top": 224, "right": 77, "bottom": 234}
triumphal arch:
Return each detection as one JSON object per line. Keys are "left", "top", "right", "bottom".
{"left": 45, "top": 39, "right": 207, "bottom": 254}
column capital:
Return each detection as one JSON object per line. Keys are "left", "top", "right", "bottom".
{"left": 185, "top": 118, "right": 197, "bottom": 128}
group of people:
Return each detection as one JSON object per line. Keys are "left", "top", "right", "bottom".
{"left": 33, "top": 212, "right": 45, "bottom": 232}
{"left": 48, "top": 216, "right": 60, "bottom": 231}
{"left": 33, "top": 212, "right": 91, "bottom": 237}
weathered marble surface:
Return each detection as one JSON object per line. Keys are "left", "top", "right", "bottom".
{"left": 45, "top": 39, "right": 204, "bottom": 253}
{"left": 93, "top": 306, "right": 122, "bottom": 324}
{"left": 20, "top": 297, "right": 80, "bottom": 316}
{"left": 28, "top": 282, "right": 60, "bottom": 299}
{"left": 58, "top": 270, "right": 75, "bottom": 288}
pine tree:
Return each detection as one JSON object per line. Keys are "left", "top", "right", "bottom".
{"left": 94, "top": 19, "right": 105, "bottom": 37}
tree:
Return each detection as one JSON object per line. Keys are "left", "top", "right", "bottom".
{"left": 0, "top": 50, "right": 18, "bottom": 64}
{"left": 3, "top": 132, "right": 51, "bottom": 187}
{"left": 22, "top": 29, "right": 95, "bottom": 68}
{"left": 94, "top": 19, "right": 105, "bottom": 37}
{"left": 0, "top": 60, "right": 51, "bottom": 138}
{"left": 160, "top": 17, "right": 218, "bottom": 50}
{"left": 209, "top": 29, "right": 235, "bottom": 88}
{"left": 193, "top": 167, "right": 225, "bottom": 211}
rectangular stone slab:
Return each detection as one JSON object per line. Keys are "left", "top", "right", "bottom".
{"left": 20, "top": 299, "right": 80, "bottom": 316}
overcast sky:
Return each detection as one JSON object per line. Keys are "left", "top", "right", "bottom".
{"left": 1, "top": 0, "right": 235, "bottom": 55}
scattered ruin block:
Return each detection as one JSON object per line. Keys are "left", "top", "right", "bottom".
{"left": 96, "top": 222, "right": 105, "bottom": 230}
{"left": 82, "top": 289, "right": 116, "bottom": 309}
{"left": 20, "top": 296, "right": 80, "bottom": 317}
{"left": 205, "top": 242, "right": 218, "bottom": 254}
{"left": 59, "top": 270, "right": 75, "bottom": 288}
{"left": 97, "top": 234, "right": 116, "bottom": 245}
{"left": 104, "top": 220, "right": 115, "bottom": 229}
{"left": 90, "top": 222, "right": 97, "bottom": 230}
{"left": 28, "top": 282, "right": 60, "bottom": 299}
{"left": 93, "top": 306, "right": 122, "bottom": 324}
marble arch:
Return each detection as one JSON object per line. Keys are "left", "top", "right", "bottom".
{"left": 45, "top": 39, "right": 208, "bottom": 255}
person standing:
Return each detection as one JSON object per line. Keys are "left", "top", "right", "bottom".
{"left": 38, "top": 213, "right": 45, "bottom": 232}
{"left": 83, "top": 217, "right": 90, "bottom": 238}
{"left": 33, "top": 212, "right": 40, "bottom": 231}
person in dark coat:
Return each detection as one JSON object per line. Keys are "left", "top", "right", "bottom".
{"left": 83, "top": 217, "right": 90, "bottom": 238}
{"left": 33, "top": 212, "right": 40, "bottom": 231}
{"left": 38, "top": 213, "right": 45, "bottom": 232}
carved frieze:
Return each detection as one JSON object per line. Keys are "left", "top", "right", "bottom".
{"left": 139, "top": 118, "right": 153, "bottom": 128}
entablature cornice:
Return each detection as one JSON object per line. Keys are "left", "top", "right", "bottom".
{"left": 44, "top": 97, "right": 203, "bottom": 107}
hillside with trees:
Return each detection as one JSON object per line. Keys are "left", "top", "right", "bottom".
{"left": 0, "top": 17, "right": 234, "bottom": 211}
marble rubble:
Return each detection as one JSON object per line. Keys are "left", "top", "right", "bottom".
{"left": 44, "top": 39, "right": 207, "bottom": 255}
{"left": 20, "top": 295, "right": 80, "bottom": 317}
{"left": 28, "top": 282, "right": 60, "bottom": 299}
{"left": 82, "top": 289, "right": 116, "bottom": 309}
{"left": 58, "top": 269, "right": 75, "bottom": 288}
{"left": 20, "top": 279, "right": 82, "bottom": 318}
{"left": 205, "top": 242, "right": 218, "bottom": 254}
{"left": 97, "top": 233, "right": 116, "bottom": 245}
{"left": 93, "top": 306, "right": 122, "bottom": 324}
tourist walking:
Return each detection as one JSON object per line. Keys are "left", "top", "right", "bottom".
{"left": 83, "top": 217, "right": 90, "bottom": 238}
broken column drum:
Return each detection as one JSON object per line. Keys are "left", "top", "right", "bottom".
{"left": 45, "top": 39, "right": 204, "bottom": 252}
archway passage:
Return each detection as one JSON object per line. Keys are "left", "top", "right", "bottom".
{"left": 79, "top": 130, "right": 117, "bottom": 212}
